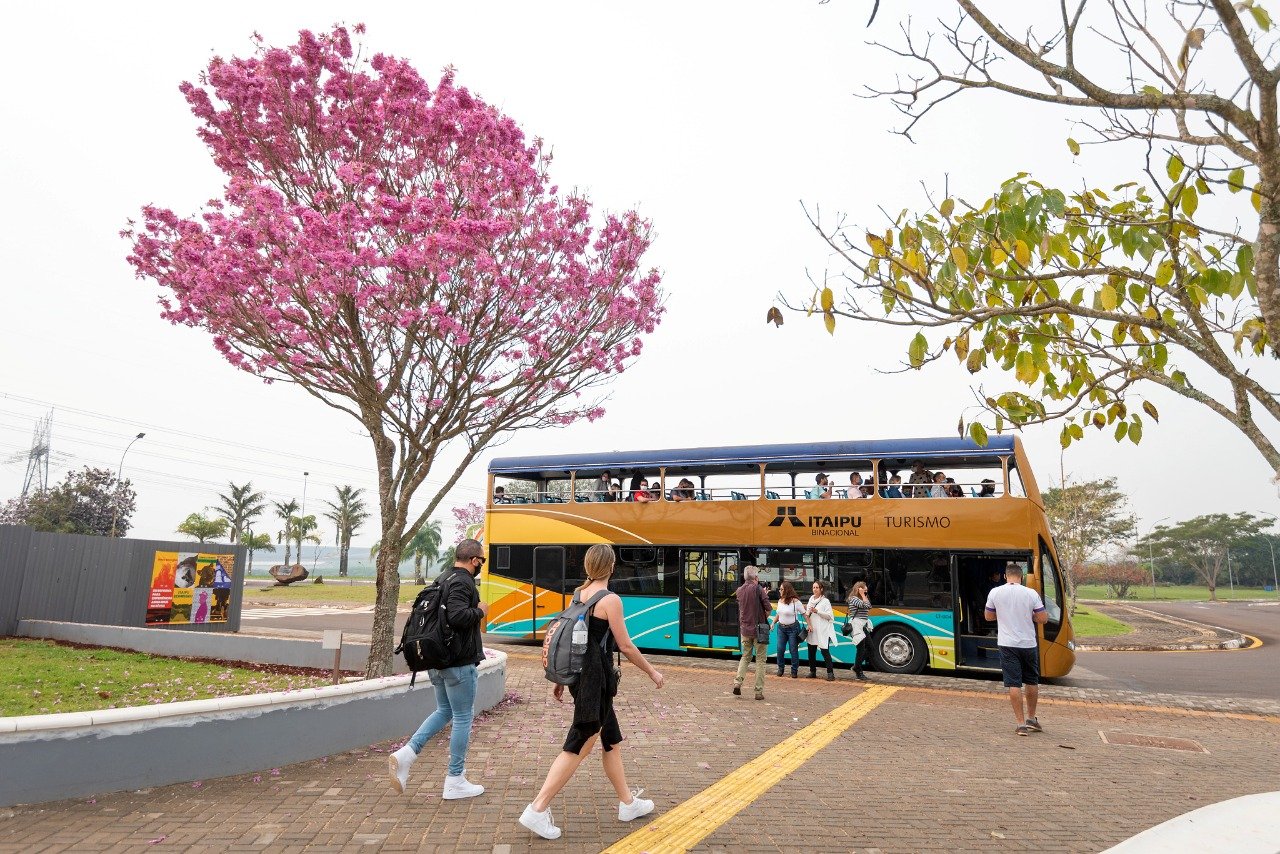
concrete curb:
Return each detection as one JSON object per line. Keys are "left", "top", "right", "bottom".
{"left": 0, "top": 650, "right": 507, "bottom": 808}
{"left": 1074, "top": 601, "right": 1249, "bottom": 652}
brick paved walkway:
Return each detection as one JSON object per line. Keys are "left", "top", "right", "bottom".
{"left": 2, "top": 650, "right": 1277, "bottom": 853}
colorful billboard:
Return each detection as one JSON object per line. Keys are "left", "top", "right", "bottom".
{"left": 146, "top": 551, "right": 233, "bottom": 625}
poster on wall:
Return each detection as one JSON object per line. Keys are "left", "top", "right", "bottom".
{"left": 146, "top": 551, "right": 234, "bottom": 625}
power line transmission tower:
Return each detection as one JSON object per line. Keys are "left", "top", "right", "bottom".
{"left": 21, "top": 412, "right": 53, "bottom": 497}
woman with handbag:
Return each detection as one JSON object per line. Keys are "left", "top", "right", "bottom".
{"left": 804, "top": 581, "right": 836, "bottom": 680}
{"left": 773, "top": 581, "right": 804, "bottom": 679}
{"left": 845, "top": 580, "right": 874, "bottom": 681}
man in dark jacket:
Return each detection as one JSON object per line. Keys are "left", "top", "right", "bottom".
{"left": 733, "top": 565, "right": 772, "bottom": 700}
{"left": 388, "top": 538, "right": 489, "bottom": 799}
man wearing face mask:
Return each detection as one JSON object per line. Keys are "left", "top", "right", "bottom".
{"left": 388, "top": 538, "right": 490, "bottom": 800}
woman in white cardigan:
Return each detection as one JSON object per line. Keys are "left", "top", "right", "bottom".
{"left": 803, "top": 580, "right": 836, "bottom": 680}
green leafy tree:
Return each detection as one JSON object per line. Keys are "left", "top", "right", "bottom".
{"left": 789, "top": 173, "right": 1280, "bottom": 474}
{"left": 0, "top": 467, "right": 137, "bottom": 537}
{"left": 215, "top": 482, "right": 267, "bottom": 543}
{"left": 1140, "top": 512, "right": 1273, "bottom": 599}
{"left": 865, "top": 0, "right": 1280, "bottom": 356}
{"left": 1042, "top": 477, "right": 1137, "bottom": 612}
{"left": 272, "top": 499, "right": 299, "bottom": 565}
{"left": 176, "top": 512, "right": 230, "bottom": 543}
{"left": 322, "top": 486, "right": 370, "bottom": 578}
{"left": 406, "top": 520, "right": 444, "bottom": 585}
{"left": 240, "top": 530, "right": 275, "bottom": 574}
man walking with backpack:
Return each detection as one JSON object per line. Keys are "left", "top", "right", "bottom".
{"left": 388, "top": 539, "right": 489, "bottom": 799}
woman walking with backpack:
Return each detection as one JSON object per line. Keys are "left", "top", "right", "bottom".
{"left": 519, "top": 544, "right": 665, "bottom": 841}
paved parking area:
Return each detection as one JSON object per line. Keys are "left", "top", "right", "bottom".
{"left": 2, "top": 651, "right": 1277, "bottom": 853}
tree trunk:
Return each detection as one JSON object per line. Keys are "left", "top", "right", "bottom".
{"left": 284, "top": 543, "right": 292, "bottom": 565}
{"left": 248, "top": 548, "right": 255, "bottom": 574}
{"left": 414, "top": 555, "right": 425, "bottom": 586}
{"left": 367, "top": 539, "right": 404, "bottom": 678}
{"left": 339, "top": 537, "right": 349, "bottom": 577}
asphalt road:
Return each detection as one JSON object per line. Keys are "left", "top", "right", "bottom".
{"left": 237, "top": 597, "right": 1279, "bottom": 700}
{"left": 1068, "top": 600, "right": 1279, "bottom": 701}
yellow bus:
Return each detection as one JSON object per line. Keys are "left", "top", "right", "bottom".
{"left": 481, "top": 436, "right": 1074, "bottom": 678}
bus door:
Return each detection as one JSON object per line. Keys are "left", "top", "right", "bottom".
{"left": 532, "top": 546, "right": 566, "bottom": 639}
{"left": 679, "top": 549, "right": 742, "bottom": 650}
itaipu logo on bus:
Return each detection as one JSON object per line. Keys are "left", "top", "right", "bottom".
{"left": 768, "top": 506, "right": 862, "bottom": 537}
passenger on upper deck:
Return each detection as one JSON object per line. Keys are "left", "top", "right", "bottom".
{"left": 908, "top": 461, "right": 933, "bottom": 497}
{"left": 946, "top": 480, "right": 964, "bottom": 498}
{"left": 884, "top": 474, "right": 904, "bottom": 498}
{"left": 848, "top": 472, "right": 868, "bottom": 499}
{"left": 609, "top": 481, "right": 621, "bottom": 502}
{"left": 629, "top": 476, "right": 651, "bottom": 503}
{"left": 978, "top": 479, "right": 997, "bottom": 497}
{"left": 594, "top": 471, "right": 613, "bottom": 502}
{"left": 670, "top": 479, "right": 695, "bottom": 502}
{"left": 930, "top": 472, "right": 948, "bottom": 498}
{"left": 805, "top": 473, "right": 832, "bottom": 500}
{"left": 493, "top": 486, "right": 509, "bottom": 504}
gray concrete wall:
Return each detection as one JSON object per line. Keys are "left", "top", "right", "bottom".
{"left": 0, "top": 655, "right": 507, "bottom": 807}
{"left": 17, "top": 620, "right": 409, "bottom": 673}
{"left": 0, "top": 527, "right": 245, "bottom": 635}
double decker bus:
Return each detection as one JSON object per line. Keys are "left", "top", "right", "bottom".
{"left": 480, "top": 436, "right": 1074, "bottom": 678}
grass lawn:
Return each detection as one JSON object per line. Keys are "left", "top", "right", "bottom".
{"left": 1076, "top": 583, "right": 1279, "bottom": 602}
{"left": 0, "top": 639, "right": 331, "bottom": 717}
{"left": 243, "top": 580, "right": 422, "bottom": 605}
{"left": 1070, "top": 605, "right": 1133, "bottom": 638}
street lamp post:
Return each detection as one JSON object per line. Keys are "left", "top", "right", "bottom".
{"left": 245, "top": 526, "right": 253, "bottom": 575}
{"left": 300, "top": 471, "right": 310, "bottom": 519}
{"left": 109, "top": 432, "right": 146, "bottom": 538}
{"left": 1146, "top": 516, "right": 1170, "bottom": 599}
{"left": 1259, "top": 511, "right": 1279, "bottom": 594}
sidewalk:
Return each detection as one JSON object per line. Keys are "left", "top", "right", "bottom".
{"left": 2, "top": 650, "right": 1277, "bottom": 853}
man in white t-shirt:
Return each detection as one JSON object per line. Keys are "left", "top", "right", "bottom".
{"left": 984, "top": 563, "right": 1048, "bottom": 736}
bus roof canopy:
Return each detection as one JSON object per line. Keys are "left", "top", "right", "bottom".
{"left": 488, "top": 436, "right": 1018, "bottom": 479}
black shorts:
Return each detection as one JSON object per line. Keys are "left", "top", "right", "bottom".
{"left": 999, "top": 645, "right": 1040, "bottom": 688}
{"left": 563, "top": 705, "right": 623, "bottom": 754}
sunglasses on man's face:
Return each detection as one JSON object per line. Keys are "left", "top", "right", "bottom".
{"left": 472, "top": 556, "right": 486, "bottom": 566}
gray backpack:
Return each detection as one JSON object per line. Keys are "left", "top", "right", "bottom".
{"left": 541, "top": 589, "right": 612, "bottom": 685}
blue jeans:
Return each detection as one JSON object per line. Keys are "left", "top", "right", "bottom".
{"left": 408, "top": 663, "right": 477, "bottom": 777}
{"left": 776, "top": 623, "right": 802, "bottom": 676}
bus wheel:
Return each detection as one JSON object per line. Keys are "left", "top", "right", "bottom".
{"left": 871, "top": 625, "right": 927, "bottom": 675}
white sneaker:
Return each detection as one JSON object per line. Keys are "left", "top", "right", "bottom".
{"left": 442, "top": 773, "right": 484, "bottom": 800}
{"left": 387, "top": 745, "right": 416, "bottom": 794}
{"left": 519, "top": 803, "right": 562, "bottom": 840}
{"left": 619, "top": 788, "right": 655, "bottom": 822}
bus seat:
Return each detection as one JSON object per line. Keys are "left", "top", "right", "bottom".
{"left": 766, "top": 490, "right": 780, "bottom": 500}
{"left": 731, "top": 491, "right": 747, "bottom": 501}
{"left": 836, "top": 489, "right": 849, "bottom": 499}
{"left": 697, "top": 490, "right": 710, "bottom": 501}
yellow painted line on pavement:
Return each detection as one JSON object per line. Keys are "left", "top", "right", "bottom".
{"left": 601, "top": 685, "right": 897, "bottom": 854}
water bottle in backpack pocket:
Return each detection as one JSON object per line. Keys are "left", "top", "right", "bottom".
{"left": 542, "top": 589, "right": 612, "bottom": 685}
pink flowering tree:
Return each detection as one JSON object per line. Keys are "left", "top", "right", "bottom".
{"left": 125, "top": 26, "right": 663, "bottom": 676}
{"left": 451, "top": 503, "right": 485, "bottom": 540}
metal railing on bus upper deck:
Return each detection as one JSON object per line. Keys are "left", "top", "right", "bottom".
{"left": 492, "top": 479, "right": 1019, "bottom": 505}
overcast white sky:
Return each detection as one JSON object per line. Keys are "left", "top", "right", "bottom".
{"left": 2, "top": 1, "right": 1276, "bottom": 545}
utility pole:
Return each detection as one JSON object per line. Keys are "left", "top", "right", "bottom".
{"left": 1259, "top": 512, "right": 1279, "bottom": 594}
{"left": 1146, "top": 516, "right": 1170, "bottom": 599}
{"left": 1226, "top": 547, "right": 1235, "bottom": 595}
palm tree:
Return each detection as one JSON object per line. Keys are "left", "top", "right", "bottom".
{"left": 215, "top": 482, "right": 267, "bottom": 543}
{"left": 176, "top": 511, "right": 229, "bottom": 543}
{"left": 287, "top": 513, "right": 319, "bottom": 567}
{"left": 272, "top": 499, "right": 299, "bottom": 565}
{"left": 405, "top": 520, "right": 443, "bottom": 585}
{"left": 241, "top": 531, "right": 275, "bottom": 575}
{"left": 323, "top": 486, "right": 370, "bottom": 577}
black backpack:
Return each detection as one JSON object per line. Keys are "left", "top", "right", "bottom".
{"left": 542, "top": 589, "right": 613, "bottom": 686}
{"left": 395, "top": 575, "right": 459, "bottom": 685}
